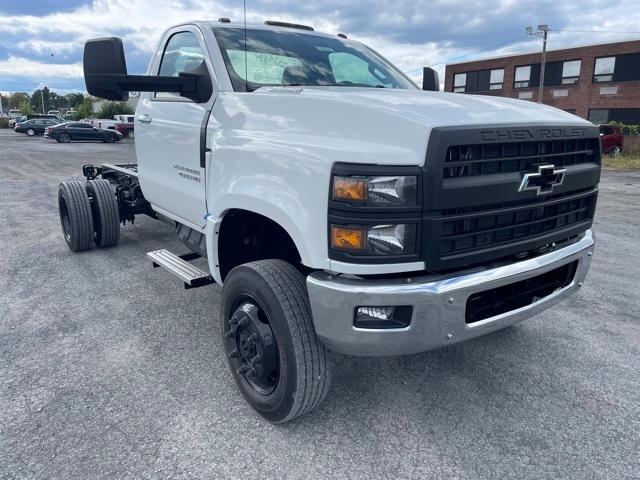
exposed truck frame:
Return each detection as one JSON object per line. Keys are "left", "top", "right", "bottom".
{"left": 57, "top": 19, "right": 600, "bottom": 423}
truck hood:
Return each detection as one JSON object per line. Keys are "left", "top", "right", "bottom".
{"left": 255, "top": 86, "right": 590, "bottom": 127}
{"left": 214, "top": 86, "right": 593, "bottom": 167}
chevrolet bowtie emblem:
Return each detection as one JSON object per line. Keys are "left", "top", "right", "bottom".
{"left": 518, "top": 164, "right": 566, "bottom": 195}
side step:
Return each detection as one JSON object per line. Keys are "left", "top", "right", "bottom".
{"left": 146, "top": 249, "right": 215, "bottom": 289}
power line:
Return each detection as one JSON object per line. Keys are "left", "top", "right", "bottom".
{"left": 552, "top": 29, "right": 640, "bottom": 34}
{"left": 404, "top": 35, "right": 528, "bottom": 74}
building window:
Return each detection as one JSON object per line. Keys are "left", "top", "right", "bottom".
{"left": 453, "top": 73, "right": 466, "bottom": 92}
{"left": 489, "top": 69, "right": 504, "bottom": 90}
{"left": 588, "top": 108, "right": 640, "bottom": 125}
{"left": 514, "top": 66, "right": 532, "bottom": 88}
{"left": 588, "top": 109, "right": 609, "bottom": 124}
{"left": 593, "top": 57, "right": 615, "bottom": 83}
{"left": 561, "top": 60, "right": 581, "bottom": 84}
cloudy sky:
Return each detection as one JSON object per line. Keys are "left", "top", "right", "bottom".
{"left": 1, "top": 0, "right": 639, "bottom": 94}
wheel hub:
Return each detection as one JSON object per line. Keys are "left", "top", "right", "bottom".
{"left": 226, "top": 301, "right": 278, "bottom": 395}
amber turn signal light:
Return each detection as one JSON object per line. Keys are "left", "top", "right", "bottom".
{"left": 331, "top": 226, "right": 366, "bottom": 251}
{"left": 332, "top": 176, "right": 368, "bottom": 201}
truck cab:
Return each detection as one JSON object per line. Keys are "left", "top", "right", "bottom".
{"left": 58, "top": 20, "right": 600, "bottom": 423}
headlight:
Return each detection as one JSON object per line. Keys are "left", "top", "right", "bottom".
{"left": 331, "top": 223, "right": 417, "bottom": 256}
{"left": 332, "top": 175, "right": 417, "bottom": 206}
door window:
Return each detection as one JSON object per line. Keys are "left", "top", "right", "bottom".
{"left": 157, "top": 31, "right": 205, "bottom": 98}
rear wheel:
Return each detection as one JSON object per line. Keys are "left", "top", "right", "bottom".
{"left": 125, "top": 129, "right": 134, "bottom": 139}
{"left": 86, "top": 179, "right": 120, "bottom": 248}
{"left": 57, "top": 132, "right": 71, "bottom": 143}
{"left": 58, "top": 181, "right": 94, "bottom": 252}
{"left": 26, "top": 128, "right": 35, "bottom": 136}
{"left": 221, "top": 260, "right": 332, "bottom": 423}
{"left": 612, "top": 145, "right": 622, "bottom": 156}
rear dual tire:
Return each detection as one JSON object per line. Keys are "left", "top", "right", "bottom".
{"left": 58, "top": 179, "right": 120, "bottom": 251}
{"left": 221, "top": 260, "right": 332, "bottom": 423}
{"left": 86, "top": 179, "right": 120, "bottom": 248}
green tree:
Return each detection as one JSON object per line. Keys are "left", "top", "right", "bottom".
{"left": 8, "top": 92, "right": 30, "bottom": 109}
{"left": 73, "top": 99, "right": 93, "bottom": 120}
{"left": 98, "top": 101, "right": 134, "bottom": 119}
{"left": 30, "top": 87, "right": 52, "bottom": 114}
{"left": 19, "top": 100, "right": 34, "bottom": 115}
{"left": 65, "top": 93, "right": 85, "bottom": 109}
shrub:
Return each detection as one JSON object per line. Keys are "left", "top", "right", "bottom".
{"left": 0, "top": 117, "right": 9, "bottom": 128}
{"left": 98, "top": 101, "right": 134, "bottom": 119}
{"left": 609, "top": 121, "right": 640, "bottom": 136}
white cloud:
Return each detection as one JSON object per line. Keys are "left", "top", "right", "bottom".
{"left": 0, "top": 55, "right": 83, "bottom": 78}
{"left": 1, "top": 0, "right": 639, "bottom": 92}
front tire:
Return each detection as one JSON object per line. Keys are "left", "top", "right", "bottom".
{"left": 86, "top": 179, "right": 120, "bottom": 248}
{"left": 58, "top": 181, "right": 94, "bottom": 252}
{"left": 26, "top": 128, "right": 35, "bottom": 136}
{"left": 104, "top": 134, "right": 117, "bottom": 143}
{"left": 221, "top": 260, "right": 332, "bottom": 423}
{"left": 57, "top": 132, "right": 71, "bottom": 143}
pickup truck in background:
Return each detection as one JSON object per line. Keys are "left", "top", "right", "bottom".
{"left": 599, "top": 124, "right": 624, "bottom": 155}
{"left": 114, "top": 119, "right": 134, "bottom": 139}
{"left": 57, "top": 20, "right": 600, "bottom": 423}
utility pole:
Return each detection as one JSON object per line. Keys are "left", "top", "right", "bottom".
{"left": 526, "top": 24, "right": 549, "bottom": 104}
{"left": 41, "top": 88, "right": 45, "bottom": 114}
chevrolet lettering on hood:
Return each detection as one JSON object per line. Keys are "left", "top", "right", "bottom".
{"left": 480, "top": 127, "right": 588, "bottom": 142}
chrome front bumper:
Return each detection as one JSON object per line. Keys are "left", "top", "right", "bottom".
{"left": 307, "top": 230, "right": 594, "bottom": 356}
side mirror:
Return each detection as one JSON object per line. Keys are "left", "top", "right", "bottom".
{"left": 83, "top": 37, "right": 212, "bottom": 103}
{"left": 422, "top": 67, "right": 439, "bottom": 91}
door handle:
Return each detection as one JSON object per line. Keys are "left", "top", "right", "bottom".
{"left": 137, "top": 114, "right": 152, "bottom": 124}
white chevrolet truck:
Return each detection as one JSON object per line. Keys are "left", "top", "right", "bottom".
{"left": 58, "top": 19, "right": 600, "bottom": 422}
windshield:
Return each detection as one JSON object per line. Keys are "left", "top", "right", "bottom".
{"left": 213, "top": 27, "right": 416, "bottom": 92}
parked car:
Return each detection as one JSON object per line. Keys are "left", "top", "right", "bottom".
{"left": 115, "top": 120, "right": 134, "bottom": 138}
{"left": 114, "top": 114, "right": 135, "bottom": 123}
{"left": 88, "top": 118, "right": 118, "bottom": 130}
{"left": 47, "top": 110, "right": 61, "bottom": 116}
{"left": 599, "top": 124, "right": 624, "bottom": 155}
{"left": 8, "top": 115, "right": 26, "bottom": 128}
{"left": 45, "top": 122, "right": 123, "bottom": 143}
{"left": 14, "top": 118, "right": 62, "bottom": 136}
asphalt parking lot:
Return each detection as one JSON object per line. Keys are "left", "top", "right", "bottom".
{"left": 1, "top": 128, "right": 639, "bottom": 480}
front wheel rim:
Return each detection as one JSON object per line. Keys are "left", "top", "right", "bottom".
{"left": 225, "top": 299, "right": 279, "bottom": 396}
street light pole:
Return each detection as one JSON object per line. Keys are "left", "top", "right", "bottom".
{"left": 538, "top": 26, "right": 548, "bottom": 104}
{"left": 41, "top": 88, "right": 45, "bottom": 114}
{"left": 527, "top": 24, "right": 550, "bottom": 104}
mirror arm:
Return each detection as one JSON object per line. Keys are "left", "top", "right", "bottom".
{"left": 86, "top": 74, "right": 196, "bottom": 94}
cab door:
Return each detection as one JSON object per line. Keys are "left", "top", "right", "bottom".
{"left": 135, "top": 26, "right": 215, "bottom": 229}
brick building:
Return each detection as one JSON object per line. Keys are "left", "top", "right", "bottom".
{"left": 444, "top": 39, "right": 640, "bottom": 124}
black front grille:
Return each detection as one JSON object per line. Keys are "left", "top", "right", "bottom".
{"left": 466, "top": 260, "right": 578, "bottom": 324}
{"left": 444, "top": 138, "right": 599, "bottom": 178}
{"left": 422, "top": 124, "right": 601, "bottom": 271}
{"left": 441, "top": 189, "right": 597, "bottom": 256}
